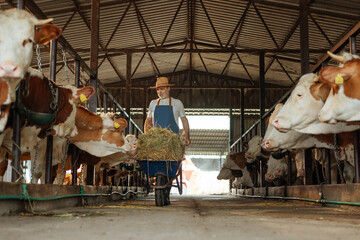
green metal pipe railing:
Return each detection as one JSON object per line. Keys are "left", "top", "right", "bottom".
{"left": 0, "top": 184, "right": 145, "bottom": 201}
{"left": 233, "top": 190, "right": 360, "bottom": 207}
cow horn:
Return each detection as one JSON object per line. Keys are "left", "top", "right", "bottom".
{"left": 327, "top": 51, "right": 346, "bottom": 63}
{"left": 34, "top": 18, "right": 54, "bottom": 25}
{"left": 311, "top": 75, "right": 319, "bottom": 82}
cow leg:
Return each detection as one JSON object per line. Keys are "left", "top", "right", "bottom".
{"left": 0, "top": 159, "right": 8, "bottom": 181}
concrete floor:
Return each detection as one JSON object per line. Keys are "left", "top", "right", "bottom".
{"left": 1, "top": 194, "right": 360, "bottom": 240}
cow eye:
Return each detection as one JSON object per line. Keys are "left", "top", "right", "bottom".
{"left": 22, "top": 38, "right": 34, "bottom": 47}
{"left": 297, "top": 93, "right": 303, "bottom": 98}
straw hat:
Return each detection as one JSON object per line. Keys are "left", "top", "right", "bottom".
{"left": 150, "top": 77, "right": 175, "bottom": 88}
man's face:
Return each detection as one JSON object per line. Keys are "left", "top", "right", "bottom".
{"left": 156, "top": 86, "right": 170, "bottom": 99}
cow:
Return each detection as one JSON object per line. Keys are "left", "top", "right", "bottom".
{"left": 217, "top": 152, "right": 246, "bottom": 180}
{"left": 318, "top": 51, "right": 360, "bottom": 123}
{"left": 271, "top": 73, "right": 359, "bottom": 134}
{"left": 70, "top": 107, "right": 136, "bottom": 157}
{"left": 0, "top": 9, "right": 61, "bottom": 131}
{"left": 217, "top": 152, "right": 257, "bottom": 188}
{"left": 0, "top": 69, "right": 95, "bottom": 183}
{"left": 244, "top": 135, "right": 269, "bottom": 163}
{"left": 262, "top": 103, "right": 355, "bottom": 184}
{"left": 30, "top": 107, "right": 137, "bottom": 184}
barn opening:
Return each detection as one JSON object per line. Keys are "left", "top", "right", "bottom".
{"left": 175, "top": 115, "right": 230, "bottom": 195}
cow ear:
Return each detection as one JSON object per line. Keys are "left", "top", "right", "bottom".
{"left": 114, "top": 118, "right": 128, "bottom": 131}
{"left": 319, "top": 66, "right": 353, "bottom": 85}
{"left": 75, "top": 86, "right": 95, "bottom": 103}
{"left": 35, "top": 24, "right": 62, "bottom": 45}
{"left": 310, "top": 82, "right": 331, "bottom": 102}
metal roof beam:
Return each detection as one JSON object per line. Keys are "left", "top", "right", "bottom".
{"left": 73, "top": 47, "right": 328, "bottom": 53}
{"left": 43, "top": 0, "right": 129, "bottom": 16}
{"left": 250, "top": 0, "right": 360, "bottom": 21}
{"left": 310, "top": 21, "right": 360, "bottom": 72}
{"left": 199, "top": 0, "right": 223, "bottom": 48}
{"left": 72, "top": 0, "right": 126, "bottom": 81}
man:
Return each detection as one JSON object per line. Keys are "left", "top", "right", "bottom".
{"left": 144, "top": 77, "right": 191, "bottom": 145}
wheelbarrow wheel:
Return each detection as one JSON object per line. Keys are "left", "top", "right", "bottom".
{"left": 164, "top": 186, "right": 171, "bottom": 205}
{"left": 155, "top": 175, "right": 165, "bottom": 206}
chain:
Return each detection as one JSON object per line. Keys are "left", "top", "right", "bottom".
{"left": 333, "top": 134, "right": 345, "bottom": 184}
{"left": 36, "top": 44, "right": 42, "bottom": 73}
{"left": 30, "top": 142, "right": 40, "bottom": 183}
{"left": 61, "top": 46, "right": 70, "bottom": 84}
{"left": 58, "top": 139, "right": 70, "bottom": 185}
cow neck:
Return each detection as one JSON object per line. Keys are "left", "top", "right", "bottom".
{"left": 156, "top": 96, "right": 171, "bottom": 108}
{"left": 17, "top": 73, "right": 59, "bottom": 134}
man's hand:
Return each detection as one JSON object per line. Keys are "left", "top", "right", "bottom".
{"left": 185, "top": 136, "right": 191, "bottom": 146}
{"left": 144, "top": 117, "right": 153, "bottom": 133}
{"left": 181, "top": 117, "right": 191, "bottom": 146}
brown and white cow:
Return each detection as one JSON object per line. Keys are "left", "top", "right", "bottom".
{"left": 263, "top": 103, "right": 355, "bottom": 183}
{"left": 0, "top": 9, "right": 61, "bottom": 131}
{"left": 0, "top": 69, "right": 95, "bottom": 183}
{"left": 30, "top": 107, "right": 137, "bottom": 184}
{"left": 318, "top": 51, "right": 360, "bottom": 123}
{"left": 217, "top": 152, "right": 246, "bottom": 180}
{"left": 244, "top": 135, "right": 269, "bottom": 163}
{"left": 70, "top": 107, "right": 136, "bottom": 157}
{"left": 217, "top": 152, "right": 256, "bottom": 188}
{"left": 272, "top": 73, "right": 360, "bottom": 134}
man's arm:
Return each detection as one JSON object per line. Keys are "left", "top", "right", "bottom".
{"left": 144, "top": 117, "right": 153, "bottom": 133}
{"left": 180, "top": 117, "right": 191, "bottom": 145}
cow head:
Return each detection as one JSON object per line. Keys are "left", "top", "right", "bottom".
{"left": 0, "top": 9, "right": 61, "bottom": 105}
{"left": 245, "top": 135, "right": 263, "bottom": 163}
{"left": 271, "top": 73, "right": 329, "bottom": 133}
{"left": 217, "top": 152, "right": 244, "bottom": 180}
{"left": 262, "top": 103, "right": 311, "bottom": 151}
{"left": 52, "top": 85, "right": 95, "bottom": 138}
{"left": 318, "top": 51, "right": 360, "bottom": 123}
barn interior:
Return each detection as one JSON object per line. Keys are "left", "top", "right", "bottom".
{"left": 1, "top": 1, "right": 360, "bottom": 236}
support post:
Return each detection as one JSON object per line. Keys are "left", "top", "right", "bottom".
{"left": 325, "top": 149, "right": 331, "bottom": 184}
{"left": 287, "top": 151, "right": 292, "bottom": 185}
{"left": 72, "top": 146, "right": 78, "bottom": 185}
{"left": 300, "top": 0, "right": 310, "bottom": 74}
{"left": 259, "top": 52, "right": 265, "bottom": 137}
{"left": 240, "top": 88, "right": 245, "bottom": 151}
{"left": 86, "top": 0, "right": 100, "bottom": 185}
{"left": 300, "top": 0, "right": 312, "bottom": 185}
{"left": 350, "top": 35, "right": 360, "bottom": 183}
{"left": 229, "top": 107, "right": 233, "bottom": 152}
{"left": 74, "top": 60, "right": 80, "bottom": 88}
{"left": 303, "top": 149, "right": 313, "bottom": 185}
{"left": 125, "top": 52, "right": 132, "bottom": 135}
{"left": 104, "top": 93, "right": 108, "bottom": 113}
{"left": 143, "top": 87, "right": 147, "bottom": 132}
{"left": 11, "top": 0, "right": 25, "bottom": 182}
{"left": 45, "top": 38, "right": 57, "bottom": 184}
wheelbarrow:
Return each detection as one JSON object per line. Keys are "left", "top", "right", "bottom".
{"left": 138, "top": 160, "right": 182, "bottom": 206}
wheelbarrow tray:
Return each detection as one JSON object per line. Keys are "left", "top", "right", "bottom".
{"left": 138, "top": 160, "right": 181, "bottom": 178}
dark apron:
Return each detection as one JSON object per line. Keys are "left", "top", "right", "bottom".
{"left": 153, "top": 97, "right": 179, "bottom": 134}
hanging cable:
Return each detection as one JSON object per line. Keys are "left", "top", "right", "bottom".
{"left": 36, "top": 44, "right": 42, "bottom": 73}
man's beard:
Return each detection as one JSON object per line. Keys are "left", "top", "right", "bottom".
{"left": 158, "top": 93, "right": 169, "bottom": 99}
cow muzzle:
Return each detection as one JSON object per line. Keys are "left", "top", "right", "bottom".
{"left": 0, "top": 64, "right": 20, "bottom": 78}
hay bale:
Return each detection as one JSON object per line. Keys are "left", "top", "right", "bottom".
{"left": 136, "top": 127, "right": 185, "bottom": 161}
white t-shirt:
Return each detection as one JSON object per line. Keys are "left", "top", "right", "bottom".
{"left": 147, "top": 97, "right": 186, "bottom": 127}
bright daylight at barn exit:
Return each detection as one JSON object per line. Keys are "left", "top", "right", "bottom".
{"left": 1, "top": 1, "right": 360, "bottom": 240}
